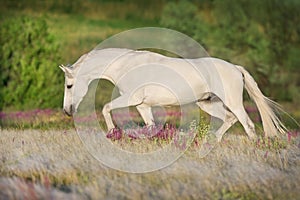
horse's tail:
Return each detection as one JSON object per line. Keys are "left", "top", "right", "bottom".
{"left": 235, "top": 65, "right": 287, "bottom": 137}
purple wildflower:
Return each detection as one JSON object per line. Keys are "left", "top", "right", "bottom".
{"left": 264, "top": 151, "right": 269, "bottom": 159}
{"left": 106, "top": 128, "right": 123, "bottom": 140}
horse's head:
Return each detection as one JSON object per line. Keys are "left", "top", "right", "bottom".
{"left": 59, "top": 63, "right": 89, "bottom": 116}
{"left": 59, "top": 64, "right": 76, "bottom": 116}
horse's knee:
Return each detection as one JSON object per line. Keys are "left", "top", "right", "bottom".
{"left": 102, "top": 103, "right": 111, "bottom": 116}
{"left": 247, "top": 118, "right": 255, "bottom": 130}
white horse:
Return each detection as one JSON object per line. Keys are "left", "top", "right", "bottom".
{"left": 60, "top": 48, "right": 286, "bottom": 141}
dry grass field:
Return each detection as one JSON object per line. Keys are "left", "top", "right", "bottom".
{"left": 0, "top": 127, "right": 299, "bottom": 199}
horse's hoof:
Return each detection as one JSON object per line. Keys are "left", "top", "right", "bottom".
{"left": 106, "top": 128, "right": 122, "bottom": 140}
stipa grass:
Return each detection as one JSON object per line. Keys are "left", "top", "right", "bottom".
{"left": 0, "top": 129, "right": 299, "bottom": 199}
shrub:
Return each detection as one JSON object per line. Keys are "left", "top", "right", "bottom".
{"left": 0, "top": 16, "right": 63, "bottom": 110}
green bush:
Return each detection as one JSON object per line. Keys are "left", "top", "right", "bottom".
{"left": 0, "top": 17, "right": 63, "bottom": 110}
{"left": 160, "top": 0, "right": 300, "bottom": 102}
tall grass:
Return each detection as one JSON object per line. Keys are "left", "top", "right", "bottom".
{"left": 0, "top": 129, "right": 299, "bottom": 199}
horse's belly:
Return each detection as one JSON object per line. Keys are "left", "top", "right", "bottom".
{"left": 142, "top": 85, "right": 200, "bottom": 106}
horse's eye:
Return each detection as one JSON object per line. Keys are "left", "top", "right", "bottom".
{"left": 67, "top": 85, "right": 73, "bottom": 89}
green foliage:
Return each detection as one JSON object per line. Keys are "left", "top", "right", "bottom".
{"left": 196, "top": 117, "right": 209, "bottom": 140}
{"left": 160, "top": 1, "right": 197, "bottom": 35}
{"left": 214, "top": 188, "right": 258, "bottom": 200}
{"left": 160, "top": 0, "right": 300, "bottom": 102}
{"left": 0, "top": 17, "right": 63, "bottom": 110}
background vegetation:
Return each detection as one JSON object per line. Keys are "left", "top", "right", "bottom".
{"left": 161, "top": 0, "right": 300, "bottom": 102}
{"left": 0, "top": 17, "right": 62, "bottom": 109}
{"left": 0, "top": 0, "right": 299, "bottom": 111}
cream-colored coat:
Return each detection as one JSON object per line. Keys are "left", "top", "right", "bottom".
{"left": 60, "top": 48, "right": 286, "bottom": 141}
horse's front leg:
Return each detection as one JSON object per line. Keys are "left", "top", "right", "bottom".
{"left": 102, "top": 102, "right": 115, "bottom": 131}
{"left": 102, "top": 93, "right": 143, "bottom": 131}
{"left": 136, "top": 104, "right": 155, "bottom": 126}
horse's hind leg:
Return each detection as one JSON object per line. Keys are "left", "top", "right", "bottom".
{"left": 229, "top": 105, "right": 256, "bottom": 140}
{"left": 223, "top": 91, "right": 256, "bottom": 140}
{"left": 214, "top": 112, "right": 237, "bottom": 142}
{"left": 136, "top": 104, "right": 155, "bottom": 126}
{"left": 196, "top": 98, "right": 237, "bottom": 158}
{"left": 196, "top": 97, "right": 237, "bottom": 142}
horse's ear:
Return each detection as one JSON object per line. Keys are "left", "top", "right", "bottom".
{"left": 64, "top": 67, "right": 73, "bottom": 76}
{"left": 59, "top": 64, "right": 73, "bottom": 77}
{"left": 59, "top": 64, "right": 66, "bottom": 72}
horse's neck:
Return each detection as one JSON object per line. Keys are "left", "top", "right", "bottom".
{"left": 78, "top": 48, "right": 133, "bottom": 85}
{"left": 99, "top": 49, "right": 165, "bottom": 83}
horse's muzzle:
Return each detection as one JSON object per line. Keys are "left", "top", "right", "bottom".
{"left": 63, "top": 105, "right": 74, "bottom": 116}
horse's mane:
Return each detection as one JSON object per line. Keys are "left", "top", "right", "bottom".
{"left": 74, "top": 48, "right": 134, "bottom": 68}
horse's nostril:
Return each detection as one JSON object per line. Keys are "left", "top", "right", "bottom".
{"left": 63, "top": 108, "right": 72, "bottom": 116}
